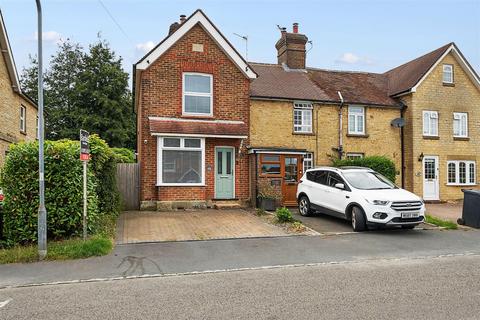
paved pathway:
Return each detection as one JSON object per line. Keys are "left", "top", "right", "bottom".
{"left": 426, "top": 202, "right": 463, "bottom": 222}
{"left": 117, "top": 210, "right": 289, "bottom": 244}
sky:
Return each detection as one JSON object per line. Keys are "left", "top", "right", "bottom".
{"left": 1, "top": 0, "right": 479, "bottom": 86}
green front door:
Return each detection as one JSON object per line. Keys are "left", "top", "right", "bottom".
{"left": 215, "top": 147, "right": 234, "bottom": 199}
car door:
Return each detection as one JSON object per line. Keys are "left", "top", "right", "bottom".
{"left": 307, "top": 170, "right": 330, "bottom": 208}
{"left": 326, "top": 172, "right": 349, "bottom": 215}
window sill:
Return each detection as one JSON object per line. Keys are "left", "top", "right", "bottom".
{"left": 293, "top": 131, "right": 314, "bottom": 136}
{"left": 446, "top": 183, "right": 477, "bottom": 187}
{"left": 346, "top": 133, "right": 369, "bottom": 138}
{"left": 453, "top": 136, "right": 470, "bottom": 141}
{"left": 156, "top": 184, "right": 206, "bottom": 187}
{"left": 423, "top": 135, "right": 439, "bottom": 140}
{"left": 180, "top": 114, "right": 214, "bottom": 120}
{"left": 442, "top": 82, "right": 455, "bottom": 87}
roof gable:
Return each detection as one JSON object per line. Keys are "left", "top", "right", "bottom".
{"left": 385, "top": 43, "right": 480, "bottom": 96}
{"left": 0, "top": 10, "right": 20, "bottom": 93}
{"left": 135, "top": 9, "right": 257, "bottom": 79}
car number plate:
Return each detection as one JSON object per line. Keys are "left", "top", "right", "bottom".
{"left": 402, "top": 212, "right": 419, "bottom": 219}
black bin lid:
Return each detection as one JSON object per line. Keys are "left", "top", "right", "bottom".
{"left": 462, "top": 189, "right": 480, "bottom": 196}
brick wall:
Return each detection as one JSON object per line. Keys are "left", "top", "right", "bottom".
{"left": 404, "top": 52, "right": 480, "bottom": 200}
{"left": 250, "top": 100, "right": 403, "bottom": 183}
{"left": 0, "top": 49, "right": 37, "bottom": 167}
{"left": 138, "top": 24, "right": 250, "bottom": 203}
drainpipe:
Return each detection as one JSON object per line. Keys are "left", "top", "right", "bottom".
{"left": 337, "top": 91, "right": 345, "bottom": 159}
{"left": 400, "top": 102, "right": 407, "bottom": 189}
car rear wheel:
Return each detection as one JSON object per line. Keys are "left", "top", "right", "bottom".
{"left": 298, "top": 196, "right": 312, "bottom": 216}
{"left": 351, "top": 206, "right": 367, "bottom": 232}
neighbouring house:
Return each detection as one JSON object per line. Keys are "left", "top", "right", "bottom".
{"left": 133, "top": 10, "right": 256, "bottom": 210}
{"left": 0, "top": 10, "right": 37, "bottom": 167}
{"left": 135, "top": 9, "right": 480, "bottom": 209}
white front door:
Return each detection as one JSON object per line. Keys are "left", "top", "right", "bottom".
{"left": 423, "top": 156, "right": 439, "bottom": 200}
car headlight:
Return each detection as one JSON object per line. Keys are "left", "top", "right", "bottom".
{"left": 366, "top": 199, "right": 390, "bottom": 206}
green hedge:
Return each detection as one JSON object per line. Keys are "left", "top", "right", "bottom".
{"left": 0, "top": 135, "right": 120, "bottom": 247}
{"left": 111, "top": 147, "right": 135, "bottom": 163}
{"left": 332, "top": 155, "right": 397, "bottom": 183}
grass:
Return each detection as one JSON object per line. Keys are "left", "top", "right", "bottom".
{"left": 0, "top": 213, "right": 118, "bottom": 264}
{"left": 0, "top": 236, "right": 113, "bottom": 264}
{"left": 425, "top": 214, "right": 458, "bottom": 229}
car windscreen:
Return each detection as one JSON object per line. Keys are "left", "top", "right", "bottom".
{"left": 342, "top": 171, "right": 396, "bottom": 190}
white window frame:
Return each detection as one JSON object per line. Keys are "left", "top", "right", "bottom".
{"left": 303, "top": 152, "right": 314, "bottom": 171}
{"left": 293, "top": 101, "right": 313, "bottom": 133}
{"left": 182, "top": 72, "right": 213, "bottom": 116}
{"left": 446, "top": 160, "right": 476, "bottom": 186}
{"left": 453, "top": 112, "right": 468, "bottom": 138}
{"left": 157, "top": 136, "right": 205, "bottom": 186}
{"left": 422, "top": 111, "right": 438, "bottom": 137}
{"left": 346, "top": 153, "right": 364, "bottom": 160}
{"left": 20, "top": 105, "right": 26, "bottom": 132}
{"left": 443, "top": 64, "right": 454, "bottom": 84}
{"left": 348, "top": 106, "right": 365, "bottom": 135}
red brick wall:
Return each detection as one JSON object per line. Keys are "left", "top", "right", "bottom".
{"left": 138, "top": 24, "right": 250, "bottom": 202}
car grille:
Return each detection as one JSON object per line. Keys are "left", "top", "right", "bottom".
{"left": 391, "top": 216, "right": 424, "bottom": 223}
{"left": 390, "top": 201, "right": 423, "bottom": 211}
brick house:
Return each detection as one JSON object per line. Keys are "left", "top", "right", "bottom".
{"left": 136, "top": 10, "right": 480, "bottom": 208}
{"left": 133, "top": 10, "right": 256, "bottom": 210}
{"left": 0, "top": 10, "right": 37, "bottom": 167}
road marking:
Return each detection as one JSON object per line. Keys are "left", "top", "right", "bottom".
{"left": 0, "top": 252, "right": 478, "bottom": 290}
{"left": 0, "top": 299, "right": 12, "bottom": 308}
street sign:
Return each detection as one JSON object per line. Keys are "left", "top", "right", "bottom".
{"left": 80, "top": 129, "right": 89, "bottom": 240}
{"left": 80, "top": 129, "right": 90, "bottom": 161}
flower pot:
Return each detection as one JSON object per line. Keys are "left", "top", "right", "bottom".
{"left": 258, "top": 197, "right": 277, "bottom": 211}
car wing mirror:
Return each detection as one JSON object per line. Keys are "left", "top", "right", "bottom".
{"left": 334, "top": 183, "right": 345, "bottom": 190}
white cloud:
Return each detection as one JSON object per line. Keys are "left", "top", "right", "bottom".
{"left": 33, "top": 31, "right": 63, "bottom": 44}
{"left": 135, "top": 41, "right": 155, "bottom": 54}
{"left": 335, "top": 52, "right": 373, "bottom": 65}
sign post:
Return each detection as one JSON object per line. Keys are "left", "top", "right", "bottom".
{"left": 80, "top": 130, "right": 90, "bottom": 241}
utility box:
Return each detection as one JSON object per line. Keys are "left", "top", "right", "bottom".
{"left": 458, "top": 189, "right": 480, "bottom": 228}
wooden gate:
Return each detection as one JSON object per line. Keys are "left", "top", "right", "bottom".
{"left": 116, "top": 163, "right": 140, "bottom": 210}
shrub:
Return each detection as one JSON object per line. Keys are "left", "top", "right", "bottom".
{"left": 276, "top": 207, "right": 294, "bottom": 223}
{"left": 331, "top": 155, "right": 397, "bottom": 183}
{"left": 0, "top": 135, "right": 121, "bottom": 247}
{"left": 111, "top": 148, "right": 135, "bottom": 163}
{"left": 89, "top": 135, "right": 121, "bottom": 217}
{"left": 257, "top": 179, "right": 282, "bottom": 200}
{"left": 0, "top": 140, "right": 99, "bottom": 246}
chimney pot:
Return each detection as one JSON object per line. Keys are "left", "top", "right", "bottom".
{"left": 180, "top": 15, "right": 186, "bottom": 23}
{"left": 281, "top": 27, "right": 287, "bottom": 34}
{"left": 293, "top": 23, "right": 299, "bottom": 33}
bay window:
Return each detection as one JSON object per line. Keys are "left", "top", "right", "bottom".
{"left": 183, "top": 73, "right": 213, "bottom": 116}
{"left": 447, "top": 160, "right": 476, "bottom": 185}
{"left": 157, "top": 137, "right": 205, "bottom": 185}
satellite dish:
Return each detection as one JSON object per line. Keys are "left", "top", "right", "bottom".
{"left": 391, "top": 118, "right": 405, "bottom": 128}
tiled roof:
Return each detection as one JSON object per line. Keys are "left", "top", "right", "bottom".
{"left": 149, "top": 118, "right": 248, "bottom": 137}
{"left": 250, "top": 43, "right": 456, "bottom": 107}
{"left": 384, "top": 43, "right": 452, "bottom": 96}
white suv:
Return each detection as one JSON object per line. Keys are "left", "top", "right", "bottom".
{"left": 296, "top": 166, "right": 426, "bottom": 231}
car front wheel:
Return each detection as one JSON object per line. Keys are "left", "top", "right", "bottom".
{"left": 298, "top": 196, "right": 312, "bottom": 216}
{"left": 351, "top": 206, "right": 367, "bottom": 232}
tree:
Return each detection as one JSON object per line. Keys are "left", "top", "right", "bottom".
{"left": 19, "top": 38, "right": 135, "bottom": 149}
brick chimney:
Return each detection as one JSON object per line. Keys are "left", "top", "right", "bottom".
{"left": 275, "top": 23, "right": 308, "bottom": 69}
{"left": 168, "top": 15, "right": 187, "bottom": 35}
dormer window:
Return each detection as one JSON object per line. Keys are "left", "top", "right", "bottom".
{"left": 443, "top": 64, "right": 454, "bottom": 84}
{"left": 182, "top": 73, "right": 213, "bottom": 116}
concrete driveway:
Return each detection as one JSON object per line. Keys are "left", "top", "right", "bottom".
{"left": 426, "top": 202, "right": 462, "bottom": 222}
{"left": 116, "top": 209, "right": 290, "bottom": 244}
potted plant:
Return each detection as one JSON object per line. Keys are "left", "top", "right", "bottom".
{"left": 257, "top": 179, "right": 282, "bottom": 211}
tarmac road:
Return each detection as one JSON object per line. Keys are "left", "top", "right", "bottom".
{"left": 1, "top": 253, "right": 479, "bottom": 320}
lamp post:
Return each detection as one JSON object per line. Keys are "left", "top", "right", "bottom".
{"left": 36, "top": 0, "right": 47, "bottom": 260}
